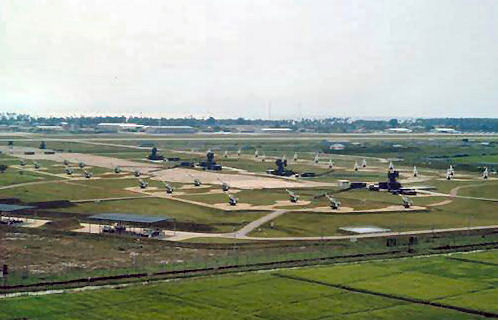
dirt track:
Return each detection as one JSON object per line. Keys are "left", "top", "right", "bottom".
{"left": 1, "top": 146, "right": 160, "bottom": 173}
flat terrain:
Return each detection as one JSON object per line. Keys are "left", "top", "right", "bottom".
{"left": 1, "top": 136, "right": 497, "bottom": 240}
{"left": 1, "top": 133, "right": 498, "bottom": 309}
{"left": 2, "top": 250, "right": 497, "bottom": 319}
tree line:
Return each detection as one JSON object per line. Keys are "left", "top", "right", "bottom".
{"left": 1, "top": 113, "right": 498, "bottom": 133}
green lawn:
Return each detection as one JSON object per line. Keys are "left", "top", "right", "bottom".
{"left": 13, "top": 140, "right": 140, "bottom": 154}
{"left": 455, "top": 181, "right": 498, "bottom": 199}
{"left": 0, "top": 179, "right": 137, "bottom": 202}
{"left": 0, "top": 169, "right": 51, "bottom": 186}
{"left": 2, "top": 250, "right": 496, "bottom": 319}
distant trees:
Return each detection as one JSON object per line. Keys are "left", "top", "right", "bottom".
{"left": 1, "top": 112, "right": 498, "bottom": 133}
{"left": 206, "top": 117, "right": 216, "bottom": 126}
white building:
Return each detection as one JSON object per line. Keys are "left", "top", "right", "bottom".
{"left": 433, "top": 127, "right": 459, "bottom": 134}
{"left": 96, "top": 123, "right": 144, "bottom": 132}
{"left": 144, "top": 126, "right": 197, "bottom": 134}
{"left": 35, "top": 125, "right": 64, "bottom": 132}
{"left": 261, "top": 128, "right": 293, "bottom": 134}
{"left": 330, "top": 143, "right": 345, "bottom": 151}
{"left": 387, "top": 128, "right": 412, "bottom": 133}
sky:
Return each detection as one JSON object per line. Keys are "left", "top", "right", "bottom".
{"left": 1, "top": 0, "right": 497, "bottom": 119}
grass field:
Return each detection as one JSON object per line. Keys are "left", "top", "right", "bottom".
{"left": 2, "top": 250, "right": 496, "bottom": 319}
{"left": 0, "top": 169, "right": 51, "bottom": 186}
{"left": 0, "top": 179, "right": 137, "bottom": 202}
{"left": 250, "top": 197, "right": 498, "bottom": 237}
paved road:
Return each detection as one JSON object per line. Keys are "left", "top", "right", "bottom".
{"left": 166, "top": 210, "right": 286, "bottom": 241}
{"left": 1, "top": 132, "right": 497, "bottom": 143}
{"left": 419, "top": 188, "right": 498, "bottom": 203}
{"left": 234, "top": 210, "right": 286, "bottom": 237}
{"left": 0, "top": 180, "right": 60, "bottom": 190}
{"left": 71, "top": 195, "right": 155, "bottom": 203}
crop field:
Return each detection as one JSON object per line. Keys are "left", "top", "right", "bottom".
{"left": 2, "top": 250, "right": 497, "bottom": 319}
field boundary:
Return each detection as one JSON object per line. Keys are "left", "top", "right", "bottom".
{"left": 274, "top": 273, "right": 498, "bottom": 318}
{"left": 3, "top": 240, "right": 498, "bottom": 294}
{"left": 446, "top": 256, "right": 498, "bottom": 267}
{"left": 0, "top": 250, "right": 401, "bottom": 293}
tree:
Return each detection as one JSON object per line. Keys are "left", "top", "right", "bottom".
{"left": 206, "top": 117, "right": 216, "bottom": 126}
{"left": 388, "top": 119, "right": 399, "bottom": 128}
{"left": 7, "top": 141, "right": 13, "bottom": 146}
{"left": 0, "top": 164, "right": 7, "bottom": 173}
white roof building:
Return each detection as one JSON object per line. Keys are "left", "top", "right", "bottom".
{"left": 144, "top": 126, "right": 197, "bottom": 134}
{"left": 35, "top": 125, "right": 64, "bottom": 131}
{"left": 330, "top": 143, "right": 345, "bottom": 151}
{"left": 433, "top": 127, "right": 459, "bottom": 134}
{"left": 96, "top": 123, "right": 144, "bottom": 132}
{"left": 261, "top": 128, "right": 293, "bottom": 133}
{"left": 387, "top": 128, "right": 413, "bottom": 133}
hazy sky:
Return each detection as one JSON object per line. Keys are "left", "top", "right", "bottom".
{"left": 1, "top": 0, "right": 497, "bottom": 119}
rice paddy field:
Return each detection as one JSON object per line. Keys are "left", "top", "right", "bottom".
{"left": 1, "top": 250, "right": 497, "bottom": 320}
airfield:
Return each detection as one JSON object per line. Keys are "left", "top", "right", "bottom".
{"left": 1, "top": 132, "right": 498, "bottom": 319}
{"left": 1, "top": 135, "right": 496, "bottom": 241}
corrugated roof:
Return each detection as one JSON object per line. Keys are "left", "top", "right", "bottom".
{"left": 88, "top": 213, "right": 172, "bottom": 224}
{"left": 0, "top": 204, "right": 36, "bottom": 212}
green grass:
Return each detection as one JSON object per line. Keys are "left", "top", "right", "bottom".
{"left": 0, "top": 179, "right": 137, "bottom": 202}
{"left": 13, "top": 140, "right": 140, "bottom": 154}
{"left": 2, "top": 251, "right": 496, "bottom": 319}
{"left": 0, "top": 169, "right": 50, "bottom": 186}
{"left": 454, "top": 250, "right": 498, "bottom": 264}
{"left": 455, "top": 181, "right": 498, "bottom": 199}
